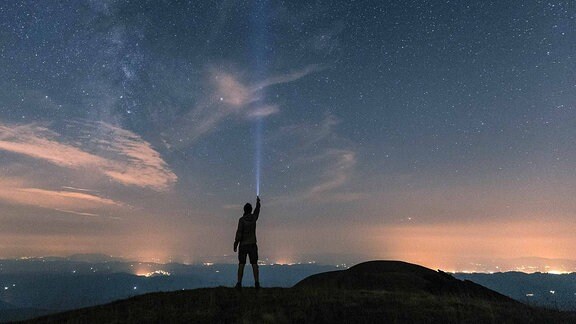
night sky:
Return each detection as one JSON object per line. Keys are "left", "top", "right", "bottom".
{"left": 0, "top": 1, "right": 575, "bottom": 270}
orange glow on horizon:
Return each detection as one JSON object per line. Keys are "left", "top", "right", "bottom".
{"left": 360, "top": 219, "right": 576, "bottom": 272}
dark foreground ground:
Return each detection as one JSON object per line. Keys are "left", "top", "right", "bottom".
{"left": 23, "top": 286, "right": 576, "bottom": 323}
{"left": 22, "top": 261, "right": 576, "bottom": 323}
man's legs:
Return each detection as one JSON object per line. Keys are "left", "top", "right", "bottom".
{"left": 251, "top": 264, "right": 259, "bottom": 288}
{"left": 248, "top": 244, "right": 260, "bottom": 288}
{"left": 237, "top": 245, "right": 248, "bottom": 289}
{"left": 236, "top": 264, "right": 245, "bottom": 287}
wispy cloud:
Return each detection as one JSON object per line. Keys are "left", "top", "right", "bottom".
{"left": 0, "top": 121, "right": 176, "bottom": 191}
{"left": 305, "top": 149, "right": 356, "bottom": 201}
{"left": 0, "top": 177, "right": 123, "bottom": 216}
{"left": 164, "top": 65, "right": 320, "bottom": 147}
{"left": 17, "top": 188, "right": 121, "bottom": 207}
{"left": 277, "top": 114, "right": 339, "bottom": 150}
{"left": 267, "top": 115, "right": 361, "bottom": 204}
{"left": 0, "top": 123, "right": 106, "bottom": 168}
{"left": 61, "top": 186, "right": 99, "bottom": 193}
{"left": 252, "top": 65, "right": 323, "bottom": 90}
{"left": 213, "top": 72, "right": 255, "bottom": 107}
{"left": 214, "top": 65, "right": 322, "bottom": 106}
{"left": 90, "top": 122, "right": 177, "bottom": 191}
{"left": 247, "top": 105, "right": 280, "bottom": 119}
{"left": 53, "top": 209, "right": 101, "bottom": 217}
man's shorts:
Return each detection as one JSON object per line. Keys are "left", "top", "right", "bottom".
{"left": 238, "top": 243, "right": 258, "bottom": 264}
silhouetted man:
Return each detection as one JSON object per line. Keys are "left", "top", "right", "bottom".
{"left": 234, "top": 196, "right": 261, "bottom": 289}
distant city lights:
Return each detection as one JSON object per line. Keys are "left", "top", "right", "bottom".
{"left": 136, "top": 270, "right": 171, "bottom": 277}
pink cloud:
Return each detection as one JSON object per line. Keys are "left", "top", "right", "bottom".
{"left": 17, "top": 188, "right": 121, "bottom": 206}
{"left": 93, "top": 122, "right": 177, "bottom": 191}
{"left": 0, "top": 124, "right": 106, "bottom": 167}
{"left": 247, "top": 105, "right": 280, "bottom": 119}
{"left": 164, "top": 65, "right": 320, "bottom": 148}
{"left": 213, "top": 72, "right": 254, "bottom": 107}
{"left": 0, "top": 177, "right": 123, "bottom": 216}
{"left": 0, "top": 121, "right": 176, "bottom": 191}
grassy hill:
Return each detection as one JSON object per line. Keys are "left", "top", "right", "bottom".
{"left": 24, "top": 261, "right": 576, "bottom": 323}
{"left": 295, "top": 260, "right": 513, "bottom": 300}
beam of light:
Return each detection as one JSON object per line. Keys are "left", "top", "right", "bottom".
{"left": 255, "top": 118, "right": 262, "bottom": 196}
{"left": 250, "top": 0, "right": 269, "bottom": 197}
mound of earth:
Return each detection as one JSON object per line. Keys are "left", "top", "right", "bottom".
{"left": 295, "top": 260, "right": 512, "bottom": 302}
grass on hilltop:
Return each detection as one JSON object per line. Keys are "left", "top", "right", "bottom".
{"left": 27, "top": 286, "right": 576, "bottom": 324}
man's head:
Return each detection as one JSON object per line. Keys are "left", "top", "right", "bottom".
{"left": 243, "top": 203, "right": 252, "bottom": 214}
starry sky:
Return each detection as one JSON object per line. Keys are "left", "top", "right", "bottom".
{"left": 0, "top": 1, "right": 575, "bottom": 270}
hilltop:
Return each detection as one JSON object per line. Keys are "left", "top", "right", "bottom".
{"left": 295, "top": 260, "right": 512, "bottom": 300}
{"left": 25, "top": 261, "right": 576, "bottom": 323}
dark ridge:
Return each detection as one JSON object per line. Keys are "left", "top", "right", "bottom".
{"left": 295, "top": 260, "right": 516, "bottom": 302}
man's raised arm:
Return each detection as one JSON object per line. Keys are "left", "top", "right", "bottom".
{"left": 254, "top": 196, "right": 261, "bottom": 220}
